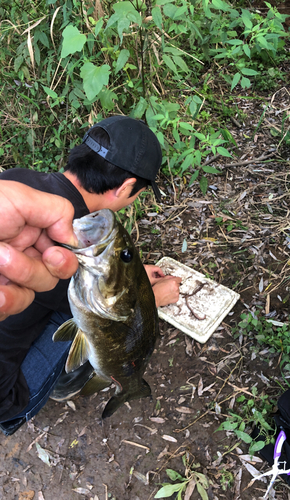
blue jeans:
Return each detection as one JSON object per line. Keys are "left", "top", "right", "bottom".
{"left": 11, "top": 311, "right": 72, "bottom": 422}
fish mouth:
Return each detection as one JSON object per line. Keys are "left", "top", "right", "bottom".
{"left": 66, "top": 209, "right": 117, "bottom": 258}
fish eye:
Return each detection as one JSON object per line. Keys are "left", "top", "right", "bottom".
{"left": 120, "top": 248, "right": 133, "bottom": 263}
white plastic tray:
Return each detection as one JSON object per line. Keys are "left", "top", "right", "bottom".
{"left": 155, "top": 257, "right": 240, "bottom": 343}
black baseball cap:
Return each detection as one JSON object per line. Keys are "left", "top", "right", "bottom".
{"left": 82, "top": 115, "right": 162, "bottom": 202}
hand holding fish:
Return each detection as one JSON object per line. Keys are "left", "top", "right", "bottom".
{"left": 0, "top": 181, "right": 79, "bottom": 321}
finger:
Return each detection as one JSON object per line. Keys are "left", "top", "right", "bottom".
{"left": 4, "top": 225, "right": 42, "bottom": 251}
{"left": 43, "top": 246, "right": 79, "bottom": 280}
{"left": 154, "top": 266, "right": 165, "bottom": 277}
{"left": 0, "top": 242, "right": 59, "bottom": 292}
{"left": 0, "top": 285, "right": 35, "bottom": 321}
{"left": 163, "top": 275, "right": 182, "bottom": 283}
{"left": 0, "top": 181, "right": 78, "bottom": 246}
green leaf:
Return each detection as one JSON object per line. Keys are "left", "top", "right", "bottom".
{"left": 212, "top": 0, "right": 229, "bottom": 11}
{"left": 180, "top": 154, "right": 193, "bottom": 173}
{"left": 163, "top": 3, "right": 178, "bottom": 20}
{"left": 189, "top": 170, "right": 199, "bottom": 185}
{"left": 154, "top": 483, "right": 185, "bottom": 498}
{"left": 243, "top": 44, "right": 251, "bottom": 58}
{"left": 115, "top": 49, "right": 130, "bottom": 74}
{"left": 256, "top": 36, "right": 270, "bottom": 50}
{"left": 157, "top": 0, "right": 174, "bottom": 4}
{"left": 117, "top": 18, "right": 130, "bottom": 43}
{"left": 131, "top": 97, "right": 148, "bottom": 119}
{"left": 235, "top": 430, "right": 252, "bottom": 443}
{"left": 173, "top": 55, "right": 189, "bottom": 73}
{"left": 241, "top": 9, "right": 253, "bottom": 29}
{"left": 99, "top": 88, "right": 117, "bottom": 111}
{"left": 61, "top": 25, "right": 86, "bottom": 58}
{"left": 80, "top": 63, "right": 110, "bottom": 100}
{"left": 94, "top": 18, "right": 104, "bottom": 37}
{"left": 227, "top": 39, "right": 243, "bottom": 46}
{"left": 194, "top": 132, "right": 206, "bottom": 141}
{"left": 14, "top": 55, "right": 23, "bottom": 73}
{"left": 166, "top": 469, "right": 184, "bottom": 481}
{"left": 240, "top": 67, "right": 259, "bottom": 76}
{"left": 199, "top": 176, "right": 208, "bottom": 195}
{"left": 202, "top": 165, "right": 221, "bottom": 174}
{"left": 113, "top": 1, "right": 141, "bottom": 25}
{"left": 241, "top": 76, "right": 251, "bottom": 89}
{"left": 221, "top": 128, "right": 237, "bottom": 146}
{"left": 156, "top": 131, "right": 165, "bottom": 147}
{"left": 250, "top": 440, "right": 266, "bottom": 453}
{"left": 217, "top": 420, "right": 239, "bottom": 431}
{"left": 231, "top": 72, "right": 241, "bottom": 91}
{"left": 196, "top": 482, "right": 209, "bottom": 500}
{"left": 152, "top": 6, "right": 162, "bottom": 29}
{"left": 42, "top": 86, "right": 58, "bottom": 99}
{"left": 217, "top": 146, "right": 232, "bottom": 157}
{"left": 179, "top": 122, "right": 193, "bottom": 131}
{"left": 33, "top": 43, "right": 40, "bottom": 67}
{"left": 163, "top": 54, "right": 178, "bottom": 74}
{"left": 37, "top": 31, "right": 50, "bottom": 48}
{"left": 193, "top": 150, "right": 201, "bottom": 166}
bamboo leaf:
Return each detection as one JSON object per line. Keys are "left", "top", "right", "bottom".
{"left": 163, "top": 54, "right": 178, "bottom": 74}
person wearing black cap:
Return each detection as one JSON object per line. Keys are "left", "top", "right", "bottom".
{"left": 0, "top": 115, "right": 181, "bottom": 434}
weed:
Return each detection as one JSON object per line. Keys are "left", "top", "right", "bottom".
{"left": 218, "top": 311, "right": 290, "bottom": 454}
{"left": 219, "top": 468, "right": 234, "bottom": 491}
{"left": 215, "top": 214, "right": 248, "bottom": 232}
{"left": 234, "top": 311, "right": 290, "bottom": 382}
{"left": 154, "top": 451, "right": 210, "bottom": 499}
{"left": 216, "top": 386, "right": 276, "bottom": 455}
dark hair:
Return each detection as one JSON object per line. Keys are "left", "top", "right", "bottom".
{"left": 64, "top": 128, "right": 148, "bottom": 196}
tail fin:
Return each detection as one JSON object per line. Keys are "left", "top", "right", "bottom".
{"left": 102, "top": 378, "right": 151, "bottom": 419}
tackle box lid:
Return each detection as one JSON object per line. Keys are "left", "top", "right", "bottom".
{"left": 155, "top": 256, "right": 240, "bottom": 344}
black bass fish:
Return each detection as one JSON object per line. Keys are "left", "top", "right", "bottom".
{"left": 53, "top": 209, "right": 159, "bottom": 418}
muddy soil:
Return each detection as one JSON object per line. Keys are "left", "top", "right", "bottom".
{"left": 1, "top": 83, "right": 290, "bottom": 499}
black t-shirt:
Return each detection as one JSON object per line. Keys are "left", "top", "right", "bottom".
{"left": 0, "top": 169, "right": 89, "bottom": 421}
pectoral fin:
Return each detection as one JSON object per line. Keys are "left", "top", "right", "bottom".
{"left": 53, "top": 319, "right": 79, "bottom": 342}
{"left": 102, "top": 378, "right": 152, "bottom": 419}
{"left": 65, "top": 331, "right": 90, "bottom": 373}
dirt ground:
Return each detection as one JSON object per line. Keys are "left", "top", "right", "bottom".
{"left": 1, "top": 82, "right": 290, "bottom": 499}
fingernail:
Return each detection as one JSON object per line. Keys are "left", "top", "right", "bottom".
{"left": 46, "top": 249, "right": 65, "bottom": 267}
{"left": 0, "top": 291, "right": 5, "bottom": 308}
{"left": 0, "top": 247, "right": 11, "bottom": 266}
{"left": 68, "top": 232, "right": 79, "bottom": 248}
